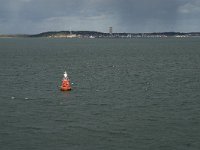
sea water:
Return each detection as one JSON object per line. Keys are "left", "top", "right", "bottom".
{"left": 0, "top": 38, "right": 200, "bottom": 150}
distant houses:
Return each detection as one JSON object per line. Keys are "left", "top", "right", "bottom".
{"left": 30, "top": 31, "right": 200, "bottom": 38}
{"left": 47, "top": 33, "right": 78, "bottom": 38}
{"left": 1, "top": 31, "right": 200, "bottom": 38}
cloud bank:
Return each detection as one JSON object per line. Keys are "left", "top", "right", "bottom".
{"left": 0, "top": 0, "right": 200, "bottom": 34}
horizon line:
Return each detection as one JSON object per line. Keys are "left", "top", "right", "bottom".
{"left": 1, "top": 30, "right": 200, "bottom": 35}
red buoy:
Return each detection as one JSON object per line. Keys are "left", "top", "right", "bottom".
{"left": 60, "top": 71, "right": 71, "bottom": 91}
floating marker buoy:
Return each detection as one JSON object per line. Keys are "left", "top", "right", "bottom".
{"left": 60, "top": 71, "right": 72, "bottom": 91}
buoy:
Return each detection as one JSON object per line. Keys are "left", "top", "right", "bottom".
{"left": 60, "top": 71, "right": 72, "bottom": 91}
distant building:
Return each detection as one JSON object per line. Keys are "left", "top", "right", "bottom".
{"left": 109, "top": 27, "right": 113, "bottom": 34}
{"left": 66, "top": 34, "right": 77, "bottom": 38}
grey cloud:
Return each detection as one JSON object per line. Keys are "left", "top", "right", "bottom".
{"left": 0, "top": 0, "right": 199, "bottom": 34}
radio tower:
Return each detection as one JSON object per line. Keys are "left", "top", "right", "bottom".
{"left": 109, "top": 27, "right": 113, "bottom": 35}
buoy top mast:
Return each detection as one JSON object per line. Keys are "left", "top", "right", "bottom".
{"left": 63, "top": 71, "right": 68, "bottom": 80}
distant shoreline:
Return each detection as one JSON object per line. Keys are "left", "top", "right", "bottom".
{"left": 1, "top": 31, "right": 200, "bottom": 38}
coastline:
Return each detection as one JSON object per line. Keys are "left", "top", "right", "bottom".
{"left": 1, "top": 31, "right": 200, "bottom": 38}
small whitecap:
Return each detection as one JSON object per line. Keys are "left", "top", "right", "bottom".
{"left": 25, "top": 97, "right": 29, "bottom": 100}
{"left": 11, "top": 96, "right": 15, "bottom": 99}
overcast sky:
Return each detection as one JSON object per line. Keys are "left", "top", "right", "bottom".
{"left": 0, "top": 0, "right": 200, "bottom": 34}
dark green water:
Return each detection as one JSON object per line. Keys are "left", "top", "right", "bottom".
{"left": 0, "top": 38, "right": 200, "bottom": 150}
